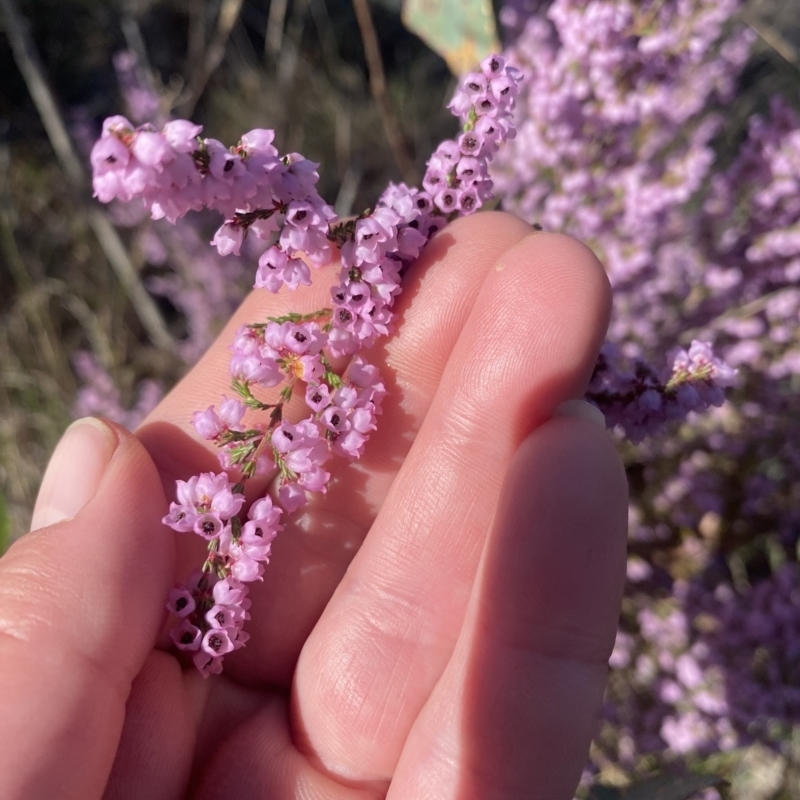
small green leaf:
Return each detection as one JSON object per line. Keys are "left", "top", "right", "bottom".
{"left": 625, "top": 773, "right": 727, "bottom": 800}
{"left": 324, "top": 370, "right": 344, "bottom": 389}
{"left": 401, "top": 0, "right": 500, "bottom": 75}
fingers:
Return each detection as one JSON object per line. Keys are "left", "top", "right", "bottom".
{"left": 386, "top": 415, "right": 628, "bottom": 800}
{"left": 137, "top": 211, "right": 533, "bottom": 685}
{"left": 293, "top": 232, "right": 612, "bottom": 780}
{"left": 0, "top": 419, "right": 176, "bottom": 800}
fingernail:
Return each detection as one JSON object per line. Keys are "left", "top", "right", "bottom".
{"left": 31, "top": 418, "right": 119, "bottom": 531}
{"left": 553, "top": 399, "right": 606, "bottom": 430}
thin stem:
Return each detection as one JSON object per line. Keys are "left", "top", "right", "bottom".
{"left": 265, "top": 0, "right": 288, "bottom": 58}
{"left": 741, "top": 7, "right": 800, "bottom": 71}
{"left": 176, "top": 0, "right": 245, "bottom": 118}
{"left": 350, "top": 0, "right": 418, "bottom": 185}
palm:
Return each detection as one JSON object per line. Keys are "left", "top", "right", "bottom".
{"left": 3, "top": 215, "right": 627, "bottom": 800}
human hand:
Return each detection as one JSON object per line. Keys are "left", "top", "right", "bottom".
{"left": 0, "top": 213, "right": 627, "bottom": 800}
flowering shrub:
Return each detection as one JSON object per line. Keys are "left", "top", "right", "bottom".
{"left": 494, "top": 0, "right": 800, "bottom": 788}
{"left": 75, "top": 0, "right": 800, "bottom": 792}
{"left": 91, "top": 55, "right": 549, "bottom": 677}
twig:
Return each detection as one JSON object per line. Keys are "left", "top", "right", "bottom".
{"left": 334, "top": 166, "right": 362, "bottom": 217}
{"left": 278, "top": 0, "right": 310, "bottom": 89}
{"left": 176, "top": 0, "right": 245, "bottom": 118}
{"left": 351, "top": 0, "right": 418, "bottom": 185}
{"left": 309, "top": 0, "right": 355, "bottom": 87}
{"left": 0, "top": 0, "right": 174, "bottom": 350}
{"left": 265, "top": 0, "right": 288, "bottom": 58}
{"left": 120, "top": 14, "right": 153, "bottom": 77}
{"left": 741, "top": 7, "right": 800, "bottom": 70}
{"left": 120, "top": 14, "right": 169, "bottom": 126}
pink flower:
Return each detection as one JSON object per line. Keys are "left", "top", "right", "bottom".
{"left": 333, "top": 428, "right": 368, "bottom": 459}
{"left": 193, "top": 651, "right": 223, "bottom": 678}
{"left": 240, "top": 128, "right": 277, "bottom": 155}
{"left": 90, "top": 136, "right": 130, "bottom": 174}
{"left": 279, "top": 481, "right": 307, "bottom": 513}
{"left": 306, "top": 383, "right": 331, "bottom": 412}
{"left": 172, "top": 472, "right": 245, "bottom": 522}
{"left": 192, "top": 406, "right": 222, "bottom": 440}
{"left": 131, "top": 131, "right": 171, "bottom": 168}
{"left": 299, "top": 466, "right": 330, "bottom": 492}
{"left": 231, "top": 555, "right": 264, "bottom": 582}
{"left": 434, "top": 187, "right": 460, "bottom": 213}
{"left": 163, "top": 120, "right": 203, "bottom": 153}
{"left": 101, "top": 115, "right": 133, "bottom": 136}
{"left": 162, "top": 503, "right": 197, "bottom": 532}
{"left": 218, "top": 396, "right": 246, "bottom": 428}
{"left": 249, "top": 495, "right": 282, "bottom": 523}
{"left": 458, "top": 130, "right": 484, "bottom": 156}
{"left": 213, "top": 578, "right": 249, "bottom": 607}
{"left": 211, "top": 223, "right": 244, "bottom": 257}
{"left": 171, "top": 620, "right": 202, "bottom": 651}
{"left": 202, "top": 628, "right": 235, "bottom": 657}
{"left": 480, "top": 53, "right": 506, "bottom": 77}
{"left": 205, "top": 605, "right": 236, "bottom": 630}
{"left": 283, "top": 257, "right": 312, "bottom": 290}
{"left": 193, "top": 513, "right": 224, "bottom": 540}
{"left": 166, "top": 587, "right": 196, "bottom": 617}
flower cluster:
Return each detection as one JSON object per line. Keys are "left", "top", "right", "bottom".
{"left": 91, "top": 117, "right": 335, "bottom": 282}
{"left": 164, "top": 472, "right": 283, "bottom": 676}
{"left": 89, "top": 56, "right": 524, "bottom": 674}
{"left": 604, "top": 563, "right": 800, "bottom": 763}
{"left": 494, "top": 0, "right": 752, "bottom": 437}
{"left": 164, "top": 477, "right": 282, "bottom": 677}
{"left": 193, "top": 349, "right": 385, "bottom": 512}
{"left": 427, "top": 54, "right": 521, "bottom": 212}
{"left": 493, "top": 0, "right": 800, "bottom": 786}
{"left": 587, "top": 340, "right": 737, "bottom": 442}
{"left": 323, "top": 54, "right": 523, "bottom": 357}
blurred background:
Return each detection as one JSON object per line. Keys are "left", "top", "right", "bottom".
{"left": 2, "top": 0, "right": 800, "bottom": 797}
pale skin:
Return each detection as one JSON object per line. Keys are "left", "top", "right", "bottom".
{"left": 0, "top": 213, "right": 628, "bottom": 799}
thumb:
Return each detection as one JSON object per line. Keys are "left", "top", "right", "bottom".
{"left": 0, "top": 418, "right": 175, "bottom": 800}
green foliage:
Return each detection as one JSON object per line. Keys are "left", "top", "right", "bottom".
{"left": 401, "top": 0, "right": 499, "bottom": 74}
{"left": 587, "top": 773, "right": 728, "bottom": 800}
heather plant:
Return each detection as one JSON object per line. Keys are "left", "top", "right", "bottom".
{"left": 71, "top": 48, "right": 258, "bottom": 427}
{"left": 493, "top": 0, "right": 800, "bottom": 790}
{"left": 6, "top": 0, "right": 799, "bottom": 795}
{"left": 90, "top": 54, "right": 538, "bottom": 676}
{"left": 91, "top": 32, "right": 735, "bottom": 682}
{"left": 2, "top": 6, "right": 635, "bottom": 795}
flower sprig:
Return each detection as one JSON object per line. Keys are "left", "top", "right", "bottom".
{"left": 91, "top": 48, "right": 739, "bottom": 676}
{"left": 91, "top": 54, "right": 525, "bottom": 676}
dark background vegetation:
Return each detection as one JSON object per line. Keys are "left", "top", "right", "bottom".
{"left": 0, "top": 0, "right": 798, "bottom": 549}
